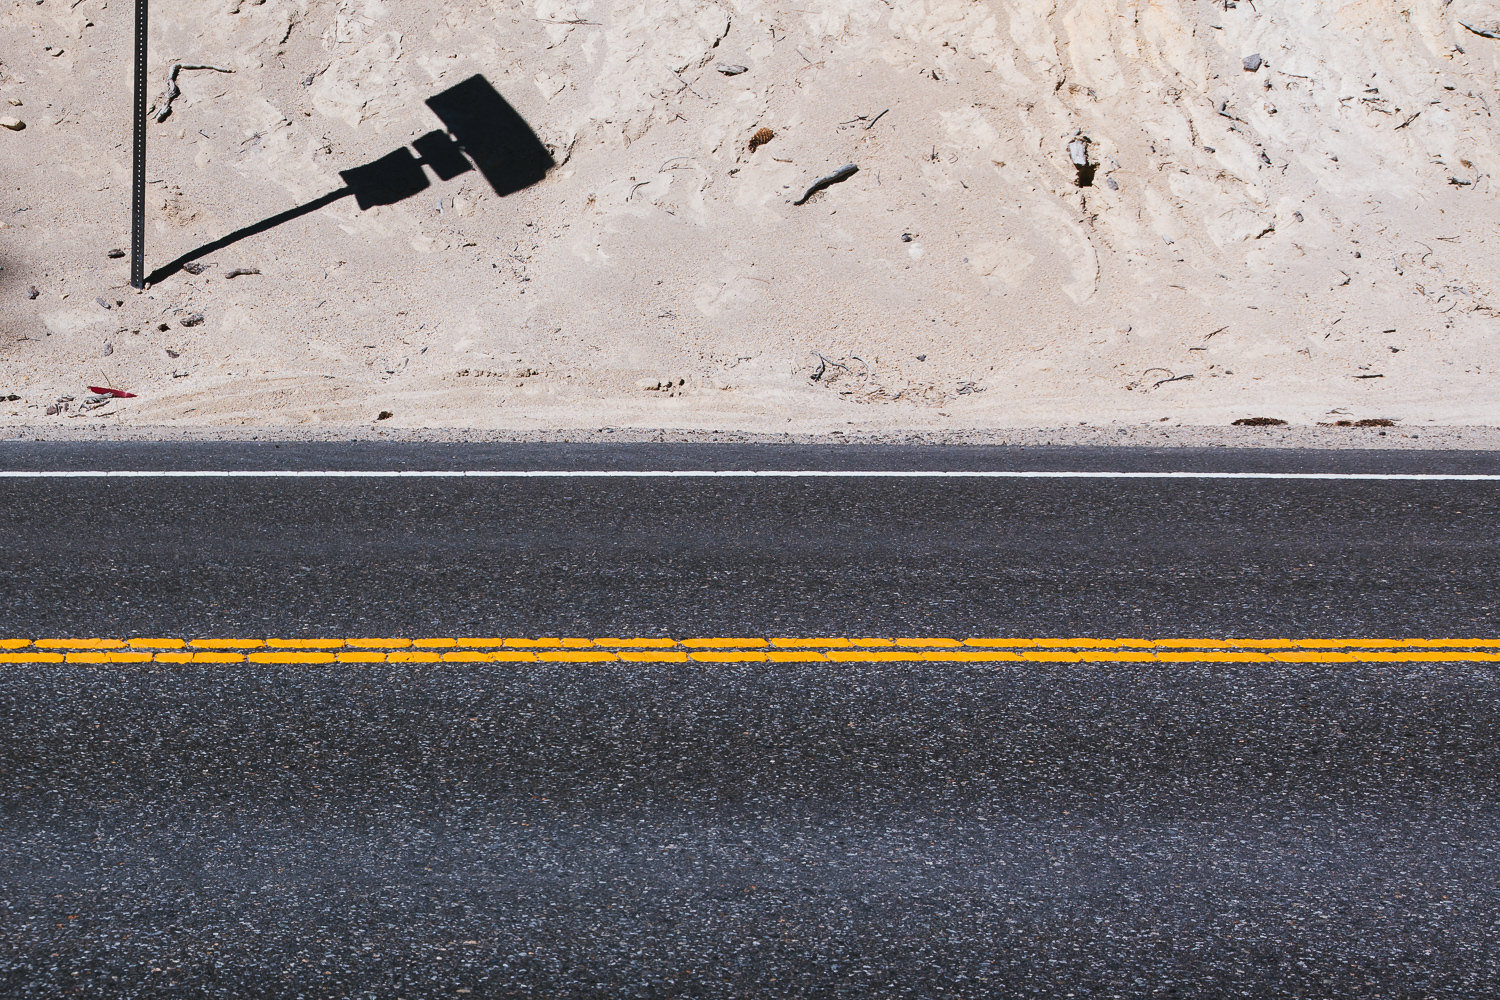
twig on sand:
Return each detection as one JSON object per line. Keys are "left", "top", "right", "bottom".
{"left": 154, "top": 63, "right": 234, "bottom": 123}
{"left": 793, "top": 163, "right": 859, "bottom": 205}
{"left": 809, "top": 351, "right": 851, "bottom": 382}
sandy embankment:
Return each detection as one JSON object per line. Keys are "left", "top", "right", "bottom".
{"left": 1, "top": 0, "right": 1498, "bottom": 438}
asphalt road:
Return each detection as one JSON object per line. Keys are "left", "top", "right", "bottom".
{"left": 1, "top": 443, "right": 1498, "bottom": 998}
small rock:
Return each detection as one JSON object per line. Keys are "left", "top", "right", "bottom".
{"left": 916, "top": 354, "right": 927, "bottom": 361}
{"left": 376, "top": 410, "right": 393, "bottom": 421}
{"left": 180, "top": 313, "right": 206, "bottom": 327}
{"left": 27, "top": 286, "right": 39, "bottom": 299}
{"left": 95, "top": 296, "right": 112, "bottom": 310}
{"left": 182, "top": 261, "right": 208, "bottom": 275}
{"left": 6, "top": 99, "right": 19, "bottom": 107}
{"left": 1106, "top": 176, "right": 1119, "bottom": 190}
{"left": 2, "top": 394, "right": 20, "bottom": 402}
{"left": 166, "top": 348, "right": 180, "bottom": 358}
{"left": 1068, "top": 138, "right": 1095, "bottom": 187}
{"left": 716, "top": 63, "right": 749, "bottom": 76}
{"left": 1243, "top": 53, "right": 1263, "bottom": 72}
{"left": 224, "top": 267, "right": 261, "bottom": 278}
{"left": 102, "top": 342, "right": 113, "bottom": 356}
{"left": 107, "top": 249, "right": 126, "bottom": 258}
{"left": 45, "top": 404, "right": 59, "bottom": 415}
{"left": 158, "top": 323, "right": 171, "bottom": 332}
{"left": 901, "top": 233, "right": 914, "bottom": 242}
{"left": 0, "top": 117, "right": 22, "bottom": 131}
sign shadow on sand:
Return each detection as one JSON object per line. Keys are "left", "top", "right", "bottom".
{"left": 145, "top": 75, "right": 554, "bottom": 285}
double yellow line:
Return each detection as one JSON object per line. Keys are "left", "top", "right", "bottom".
{"left": 3, "top": 637, "right": 1499, "bottom": 664}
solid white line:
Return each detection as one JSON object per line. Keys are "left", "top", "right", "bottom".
{"left": 0, "top": 470, "right": 1496, "bottom": 481}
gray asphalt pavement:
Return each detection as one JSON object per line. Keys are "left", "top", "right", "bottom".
{"left": 1, "top": 443, "right": 1497, "bottom": 998}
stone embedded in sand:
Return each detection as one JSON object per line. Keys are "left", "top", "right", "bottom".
{"left": 180, "top": 313, "right": 206, "bottom": 328}
{"left": 717, "top": 63, "right": 748, "bottom": 75}
{"left": 0, "top": 117, "right": 24, "bottom": 131}
{"left": 1243, "top": 53, "right": 1264, "bottom": 72}
{"left": 1068, "top": 139, "right": 1096, "bottom": 187}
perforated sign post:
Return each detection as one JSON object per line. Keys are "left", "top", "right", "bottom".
{"left": 130, "top": 0, "right": 148, "bottom": 288}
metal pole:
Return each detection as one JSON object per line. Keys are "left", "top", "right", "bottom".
{"left": 130, "top": 0, "right": 147, "bottom": 288}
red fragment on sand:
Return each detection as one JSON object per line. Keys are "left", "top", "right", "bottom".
{"left": 87, "top": 387, "right": 137, "bottom": 398}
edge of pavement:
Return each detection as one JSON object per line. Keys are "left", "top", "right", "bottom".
{"left": 3, "top": 422, "right": 1500, "bottom": 450}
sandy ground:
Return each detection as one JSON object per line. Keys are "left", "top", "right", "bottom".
{"left": 2, "top": 0, "right": 1499, "bottom": 436}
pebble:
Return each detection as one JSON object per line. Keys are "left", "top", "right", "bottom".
{"left": 96, "top": 296, "right": 112, "bottom": 310}
{"left": 1244, "top": 53, "right": 1264, "bottom": 72}
{"left": 27, "top": 286, "right": 39, "bottom": 300}
{"left": 376, "top": 411, "right": 394, "bottom": 421}
{"left": 102, "top": 343, "right": 113, "bottom": 357}
{"left": 107, "top": 249, "right": 126, "bottom": 259}
{"left": 0, "top": 118, "right": 24, "bottom": 131}
{"left": 183, "top": 261, "right": 208, "bottom": 275}
{"left": 6, "top": 99, "right": 19, "bottom": 107}
{"left": 716, "top": 63, "right": 749, "bottom": 76}
{"left": 180, "top": 313, "right": 206, "bottom": 327}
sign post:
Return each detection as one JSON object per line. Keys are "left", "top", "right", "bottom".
{"left": 130, "top": 0, "right": 147, "bottom": 288}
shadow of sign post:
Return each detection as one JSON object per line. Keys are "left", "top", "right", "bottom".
{"left": 145, "top": 75, "right": 554, "bottom": 285}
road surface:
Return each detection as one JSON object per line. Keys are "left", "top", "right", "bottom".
{"left": 1, "top": 443, "right": 1497, "bottom": 998}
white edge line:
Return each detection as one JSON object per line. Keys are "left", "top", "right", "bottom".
{"left": 0, "top": 470, "right": 1496, "bottom": 480}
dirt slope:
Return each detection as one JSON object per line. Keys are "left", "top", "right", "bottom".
{"left": 2, "top": 0, "right": 1499, "bottom": 431}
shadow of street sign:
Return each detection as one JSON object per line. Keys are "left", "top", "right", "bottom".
{"left": 144, "top": 74, "right": 553, "bottom": 285}
{"left": 426, "top": 75, "right": 556, "bottom": 198}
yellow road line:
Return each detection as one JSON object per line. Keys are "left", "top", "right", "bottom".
{"left": 3, "top": 639, "right": 1499, "bottom": 665}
